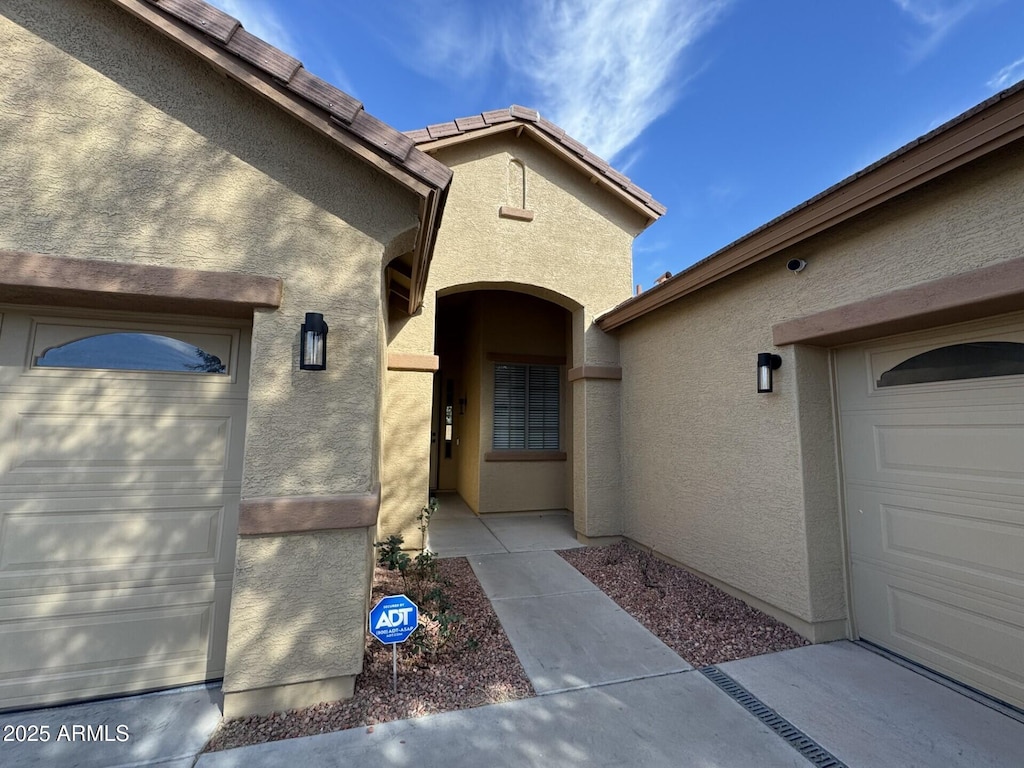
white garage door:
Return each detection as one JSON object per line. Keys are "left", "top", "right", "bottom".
{"left": 0, "top": 310, "right": 249, "bottom": 711}
{"left": 836, "top": 313, "right": 1024, "bottom": 710}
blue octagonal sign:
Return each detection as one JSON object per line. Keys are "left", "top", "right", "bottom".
{"left": 369, "top": 594, "right": 419, "bottom": 645}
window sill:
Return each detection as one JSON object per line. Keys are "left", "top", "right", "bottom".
{"left": 484, "top": 450, "right": 567, "bottom": 462}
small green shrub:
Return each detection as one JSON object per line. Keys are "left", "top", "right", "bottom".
{"left": 374, "top": 534, "right": 410, "bottom": 574}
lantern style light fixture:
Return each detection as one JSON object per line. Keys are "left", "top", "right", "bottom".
{"left": 299, "top": 312, "right": 328, "bottom": 371}
{"left": 757, "top": 352, "right": 782, "bottom": 393}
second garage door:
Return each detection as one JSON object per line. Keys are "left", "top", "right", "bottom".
{"left": 0, "top": 309, "right": 249, "bottom": 711}
{"left": 836, "top": 313, "right": 1024, "bottom": 710}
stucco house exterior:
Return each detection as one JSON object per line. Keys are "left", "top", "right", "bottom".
{"left": 1, "top": 0, "right": 1021, "bottom": 718}
{"left": 600, "top": 84, "right": 1024, "bottom": 710}
{"left": 0, "top": 0, "right": 453, "bottom": 717}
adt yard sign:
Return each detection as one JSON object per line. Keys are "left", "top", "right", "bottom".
{"left": 369, "top": 594, "right": 418, "bottom": 645}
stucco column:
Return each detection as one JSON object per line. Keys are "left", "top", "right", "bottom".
{"left": 570, "top": 314, "right": 625, "bottom": 540}
{"left": 380, "top": 362, "right": 436, "bottom": 540}
{"left": 223, "top": 278, "right": 387, "bottom": 717}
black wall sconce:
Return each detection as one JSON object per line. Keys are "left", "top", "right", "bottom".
{"left": 757, "top": 352, "right": 782, "bottom": 393}
{"left": 459, "top": 396, "right": 467, "bottom": 415}
{"left": 300, "top": 312, "right": 328, "bottom": 371}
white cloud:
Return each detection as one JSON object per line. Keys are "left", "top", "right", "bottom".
{"left": 386, "top": 0, "right": 729, "bottom": 163}
{"left": 891, "top": 0, "right": 986, "bottom": 59}
{"left": 988, "top": 56, "right": 1024, "bottom": 90}
{"left": 506, "top": 0, "right": 730, "bottom": 162}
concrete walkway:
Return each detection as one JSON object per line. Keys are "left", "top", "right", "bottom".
{"left": 195, "top": 496, "right": 1024, "bottom": 767}
{"left": 0, "top": 683, "right": 222, "bottom": 768}
{"left": 6, "top": 495, "right": 1024, "bottom": 767}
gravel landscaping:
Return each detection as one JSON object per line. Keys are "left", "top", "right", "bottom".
{"left": 558, "top": 542, "right": 809, "bottom": 666}
{"left": 204, "top": 557, "right": 532, "bottom": 752}
{"left": 205, "top": 542, "right": 807, "bottom": 752}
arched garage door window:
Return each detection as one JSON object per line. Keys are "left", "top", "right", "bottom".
{"left": 877, "top": 341, "right": 1024, "bottom": 387}
{"left": 35, "top": 332, "right": 226, "bottom": 374}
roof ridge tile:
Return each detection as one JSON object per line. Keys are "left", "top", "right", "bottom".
{"left": 481, "top": 108, "right": 516, "bottom": 125}
{"left": 508, "top": 104, "right": 539, "bottom": 122}
{"left": 152, "top": 0, "right": 238, "bottom": 44}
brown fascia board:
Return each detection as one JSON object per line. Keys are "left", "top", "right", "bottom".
{"left": 111, "top": 0, "right": 452, "bottom": 312}
{"left": 598, "top": 80, "right": 1024, "bottom": 332}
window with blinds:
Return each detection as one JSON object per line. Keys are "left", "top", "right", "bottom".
{"left": 493, "top": 363, "right": 560, "bottom": 450}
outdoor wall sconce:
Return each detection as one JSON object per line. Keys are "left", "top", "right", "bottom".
{"left": 757, "top": 353, "right": 782, "bottom": 393}
{"left": 299, "top": 312, "right": 328, "bottom": 371}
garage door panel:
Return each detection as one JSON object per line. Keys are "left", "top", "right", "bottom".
{"left": 0, "top": 582, "right": 231, "bottom": 711}
{"left": 847, "top": 488, "right": 1024, "bottom": 593}
{"left": 0, "top": 496, "right": 235, "bottom": 588}
{"left": 840, "top": 409, "right": 1024, "bottom": 494}
{"left": 1, "top": 404, "right": 244, "bottom": 487}
{"left": 852, "top": 564, "right": 1024, "bottom": 708}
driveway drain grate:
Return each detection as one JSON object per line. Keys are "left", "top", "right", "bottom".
{"left": 700, "top": 666, "right": 848, "bottom": 768}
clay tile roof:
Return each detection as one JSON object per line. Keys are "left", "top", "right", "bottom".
{"left": 130, "top": 0, "right": 451, "bottom": 191}
{"left": 404, "top": 105, "right": 665, "bottom": 220}
{"left": 225, "top": 28, "right": 301, "bottom": 82}
{"left": 454, "top": 115, "right": 487, "bottom": 132}
{"left": 508, "top": 104, "right": 540, "bottom": 121}
{"left": 481, "top": 109, "right": 516, "bottom": 125}
{"left": 426, "top": 121, "right": 462, "bottom": 140}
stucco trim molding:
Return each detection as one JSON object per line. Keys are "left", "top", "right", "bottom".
{"left": 772, "top": 257, "right": 1024, "bottom": 347}
{"left": 0, "top": 249, "right": 282, "bottom": 316}
{"left": 484, "top": 450, "right": 567, "bottom": 462}
{"left": 567, "top": 365, "right": 622, "bottom": 382}
{"left": 239, "top": 485, "right": 381, "bottom": 535}
{"left": 387, "top": 353, "right": 440, "bottom": 372}
{"left": 498, "top": 206, "right": 535, "bottom": 222}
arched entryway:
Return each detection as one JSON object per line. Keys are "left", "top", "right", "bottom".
{"left": 431, "top": 289, "right": 573, "bottom": 514}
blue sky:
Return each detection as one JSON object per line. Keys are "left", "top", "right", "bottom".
{"left": 210, "top": 0, "right": 1024, "bottom": 288}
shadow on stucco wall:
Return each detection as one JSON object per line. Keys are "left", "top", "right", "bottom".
{"left": 0, "top": 0, "right": 420, "bottom": 710}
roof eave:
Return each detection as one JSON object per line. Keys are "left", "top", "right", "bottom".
{"left": 598, "top": 80, "right": 1024, "bottom": 332}
{"left": 110, "top": 0, "right": 453, "bottom": 313}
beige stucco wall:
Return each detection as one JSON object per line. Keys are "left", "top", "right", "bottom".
{"left": 382, "top": 131, "right": 647, "bottom": 536}
{"left": 2, "top": 0, "right": 420, "bottom": 713}
{"left": 617, "top": 141, "right": 1024, "bottom": 639}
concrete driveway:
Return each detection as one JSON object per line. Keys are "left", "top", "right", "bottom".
{"left": 4, "top": 499, "right": 1022, "bottom": 767}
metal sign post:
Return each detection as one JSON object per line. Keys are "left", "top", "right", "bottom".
{"left": 368, "top": 594, "right": 419, "bottom": 694}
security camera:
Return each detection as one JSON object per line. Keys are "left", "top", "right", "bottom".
{"left": 787, "top": 259, "right": 807, "bottom": 273}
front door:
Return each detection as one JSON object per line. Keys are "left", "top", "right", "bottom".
{"left": 437, "top": 374, "right": 458, "bottom": 490}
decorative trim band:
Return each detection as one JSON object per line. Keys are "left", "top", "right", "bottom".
{"left": 0, "top": 249, "right": 282, "bottom": 317}
{"left": 498, "top": 206, "right": 535, "bottom": 222}
{"left": 484, "top": 450, "right": 567, "bottom": 462}
{"left": 387, "top": 353, "right": 440, "bottom": 372}
{"left": 239, "top": 484, "right": 381, "bottom": 535}
{"left": 567, "top": 365, "right": 622, "bottom": 382}
{"left": 772, "top": 256, "right": 1024, "bottom": 347}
